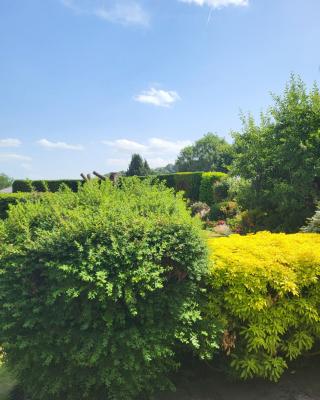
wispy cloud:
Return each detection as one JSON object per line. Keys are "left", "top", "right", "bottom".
{"left": 179, "top": 0, "right": 249, "bottom": 8}
{"left": 0, "top": 153, "right": 32, "bottom": 162}
{"left": 37, "top": 139, "right": 84, "bottom": 151}
{"left": 103, "top": 137, "right": 191, "bottom": 169}
{"left": 60, "top": 0, "right": 149, "bottom": 26}
{"left": 134, "top": 88, "right": 181, "bottom": 108}
{"left": 0, "top": 138, "right": 22, "bottom": 147}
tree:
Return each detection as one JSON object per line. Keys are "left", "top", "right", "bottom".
{"left": 126, "top": 154, "right": 151, "bottom": 176}
{"left": 175, "top": 133, "right": 233, "bottom": 173}
{"left": 232, "top": 75, "right": 320, "bottom": 232}
{"left": 0, "top": 173, "right": 13, "bottom": 190}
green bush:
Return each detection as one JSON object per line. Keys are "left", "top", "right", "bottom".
{"left": 0, "top": 193, "right": 34, "bottom": 220}
{"left": 199, "top": 172, "right": 227, "bottom": 205}
{"left": 0, "top": 179, "right": 218, "bottom": 400}
{"left": 207, "top": 232, "right": 320, "bottom": 381}
{"left": 12, "top": 179, "right": 82, "bottom": 193}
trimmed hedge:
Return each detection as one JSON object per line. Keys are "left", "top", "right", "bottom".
{"left": 207, "top": 232, "right": 320, "bottom": 381}
{"left": 155, "top": 172, "right": 203, "bottom": 201}
{"left": 199, "top": 172, "right": 227, "bottom": 205}
{"left": 12, "top": 179, "right": 82, "bottom": 193}
{"left": 154, "top": 172, "right": 227, "bottom": 205}
{"left": 0, "top": 179, "right": 219, "bottom": 400}
{"left": 0, "top": 193, "right": 34, "bottom": 219}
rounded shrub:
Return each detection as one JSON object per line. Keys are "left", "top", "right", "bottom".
{"left": 0, "top": 178, "right": 218, "bottom": 400}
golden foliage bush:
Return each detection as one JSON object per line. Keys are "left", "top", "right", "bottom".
{"left": 207, "top": 232, "right": 320, "bottom": 381}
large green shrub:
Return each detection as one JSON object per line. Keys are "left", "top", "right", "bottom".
{"left": 0, "top": 179, "right": 218, "bottom": 400}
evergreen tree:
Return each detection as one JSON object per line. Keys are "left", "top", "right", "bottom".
{"left": 126, "top": 154, "right": 151, "bottom": 176}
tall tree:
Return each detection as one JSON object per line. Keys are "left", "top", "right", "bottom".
{"left": 232, "top": 75, "right": 320, "bottom": 232}
{"left": 126, "top": 154, "right": 151, "bottom": 176}
{"left": 175, "top": 133, "right": 233, "bottom": 173}
{"left": 0, "top": 173, "right": 13, "bottom": 190}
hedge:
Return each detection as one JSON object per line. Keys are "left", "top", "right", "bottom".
{"left": 207, "top": 232, "right": 320, "bottom": 381}
{"left": 12, "top": 173, "right": 230, "bottom": 217}
{"left": 12, "top": 179, "right": 82, "bottom": 193}
{"left": 0, "top": 193, "right": 34, "bottom": 219}
{"left": 153, "top": 172, "right": 227, "bottom": 204}
{"left": 0, "top": 178, "right": 219, "bottom": 400}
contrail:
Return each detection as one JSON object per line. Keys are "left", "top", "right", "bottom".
{"left": 207, "top": 6, "right": 214, "bottom": 24}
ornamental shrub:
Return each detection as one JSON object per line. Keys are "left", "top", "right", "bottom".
{"left": 206, "top": 232, "right": 320, "bottom": 381}
{"left": 0, "top": 178, "right": 218, "bottom": 400}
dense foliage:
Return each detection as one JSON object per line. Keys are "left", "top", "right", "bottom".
{"left": 207, "top": 232, "right": 320, "bottom": 381}
{"left": 175, "top": 133, "right": 233, "bottom": 173}
{"left": 0, "top": 179, "right": 218, "bottom": 400}
{"left": 126, "top": 154, "right": 151, "bottom": 176}
{"left": 12, "top": 179, "right": 81, "bottom": 193}
{"left": 0, "top": 193, "right": 34, "bottom": 219}
{"left": 232, "top": 76, "right": 320, "bottom": 232}
{"left": 0, "top": 173, "right": 13, "bottom": 191}
{"left": 153, "top": 172, "right": 228, "bottom": 206}
{"left": 199, "top": 172, "right": 229, "bottom": 219}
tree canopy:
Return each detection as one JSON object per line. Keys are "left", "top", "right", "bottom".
{"left": 0, "top": 173, "right": 13, "bottom": 190}
{"left": 232, "top": 75, "right": 320, "bottom": 232}
{"left": 175, "top": 133, "right": 233, "bottom": 173}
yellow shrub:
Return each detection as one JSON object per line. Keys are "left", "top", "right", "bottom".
{"left": 207, "top": 232, "right": 320, "bottom": 381}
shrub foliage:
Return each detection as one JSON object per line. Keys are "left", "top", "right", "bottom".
{"left": 207, "top": 232, "right": 320, "bottom": 381}
{"left": 0, "top": 179, "right": 218, "bottom": 400}
{"left": 0, "top": 193, "right": 34, "bottom": 220}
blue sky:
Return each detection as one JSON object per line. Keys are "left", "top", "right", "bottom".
{"left": 1, "top": 0, "right": 320, "bottom": 179}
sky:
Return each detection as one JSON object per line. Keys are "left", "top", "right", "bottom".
{"left": 1, "top": 0, "right": 320, "bottom": 180}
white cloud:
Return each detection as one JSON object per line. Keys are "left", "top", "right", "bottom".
{"left": 103, "top": 138, "right": 190, "bottom": 154}
{"left": 179, "top": 0, "right": 249, "bottom": 8}
{"left": 134, "top": 88, "right": 180, "bottom": 108}
{"left": 60, "top": 0, "right": 149, "bottom": 26}
{"left": 0, "top": 138, "right": 22, "bottom": 147}
{"left": 148, "top": 138, "right": 189, "bottom": 152}
{"left": 0, "top": 153, "right": 32, "bottom": 162}
{"left": 102, "top": 139, "right": 147, "bottom": 152}
{"left": 37, "top": 139, "right": 84, "bottom": 151}
{"left": 103, "top": 137, "right": 191, "bottom": 169}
